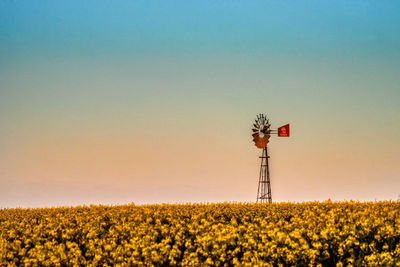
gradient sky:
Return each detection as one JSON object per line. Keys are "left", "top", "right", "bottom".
{"left": 1, "top": 0, "right": 400, "bottom": 208}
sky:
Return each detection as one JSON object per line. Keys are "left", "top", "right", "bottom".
{"left": 1, "top": 0, "right": 400, "bottom": 208}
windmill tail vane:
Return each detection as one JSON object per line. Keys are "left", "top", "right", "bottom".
{"left": 251, "top": 114, "right": 290, "bottom": 203}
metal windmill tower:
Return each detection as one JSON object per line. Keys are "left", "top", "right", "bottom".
{"left": 252, "top": 114, "right": 290, "bottom": 203}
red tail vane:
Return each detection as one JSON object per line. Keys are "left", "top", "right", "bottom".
{"left": 278, "top": 124, "right": 290, "bottom": 137}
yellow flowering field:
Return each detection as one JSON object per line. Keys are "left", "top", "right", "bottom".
{"left": 1, "top": 201, "right": 399, "bottom": 266}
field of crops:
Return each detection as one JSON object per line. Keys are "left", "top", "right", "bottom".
{"left": 1, "top": 201, "right": 399, "bottom": 266}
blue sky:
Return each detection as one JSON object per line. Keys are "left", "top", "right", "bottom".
{"left": 1, "top": 0, "right": 400, "bottom": 207}
{"left": 2, "top": 0, "right": 400, "bottom": 60}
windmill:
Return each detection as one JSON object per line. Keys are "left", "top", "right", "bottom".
{"left": 252, "top": 114, "right": 290, "bottom": 203}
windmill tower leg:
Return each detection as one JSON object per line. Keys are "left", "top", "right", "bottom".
{"left": 256, "top": 148, "right": 265, "bottom": 203}
{"left": 265, "top": 147, "right": 272, "bottom": 203}
{"left": 257, "top": 147, "right": 272, "bottom": 203}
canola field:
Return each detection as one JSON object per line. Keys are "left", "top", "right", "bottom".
{"left": 1, "top": 201, "right": 399, "bottom": 266}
